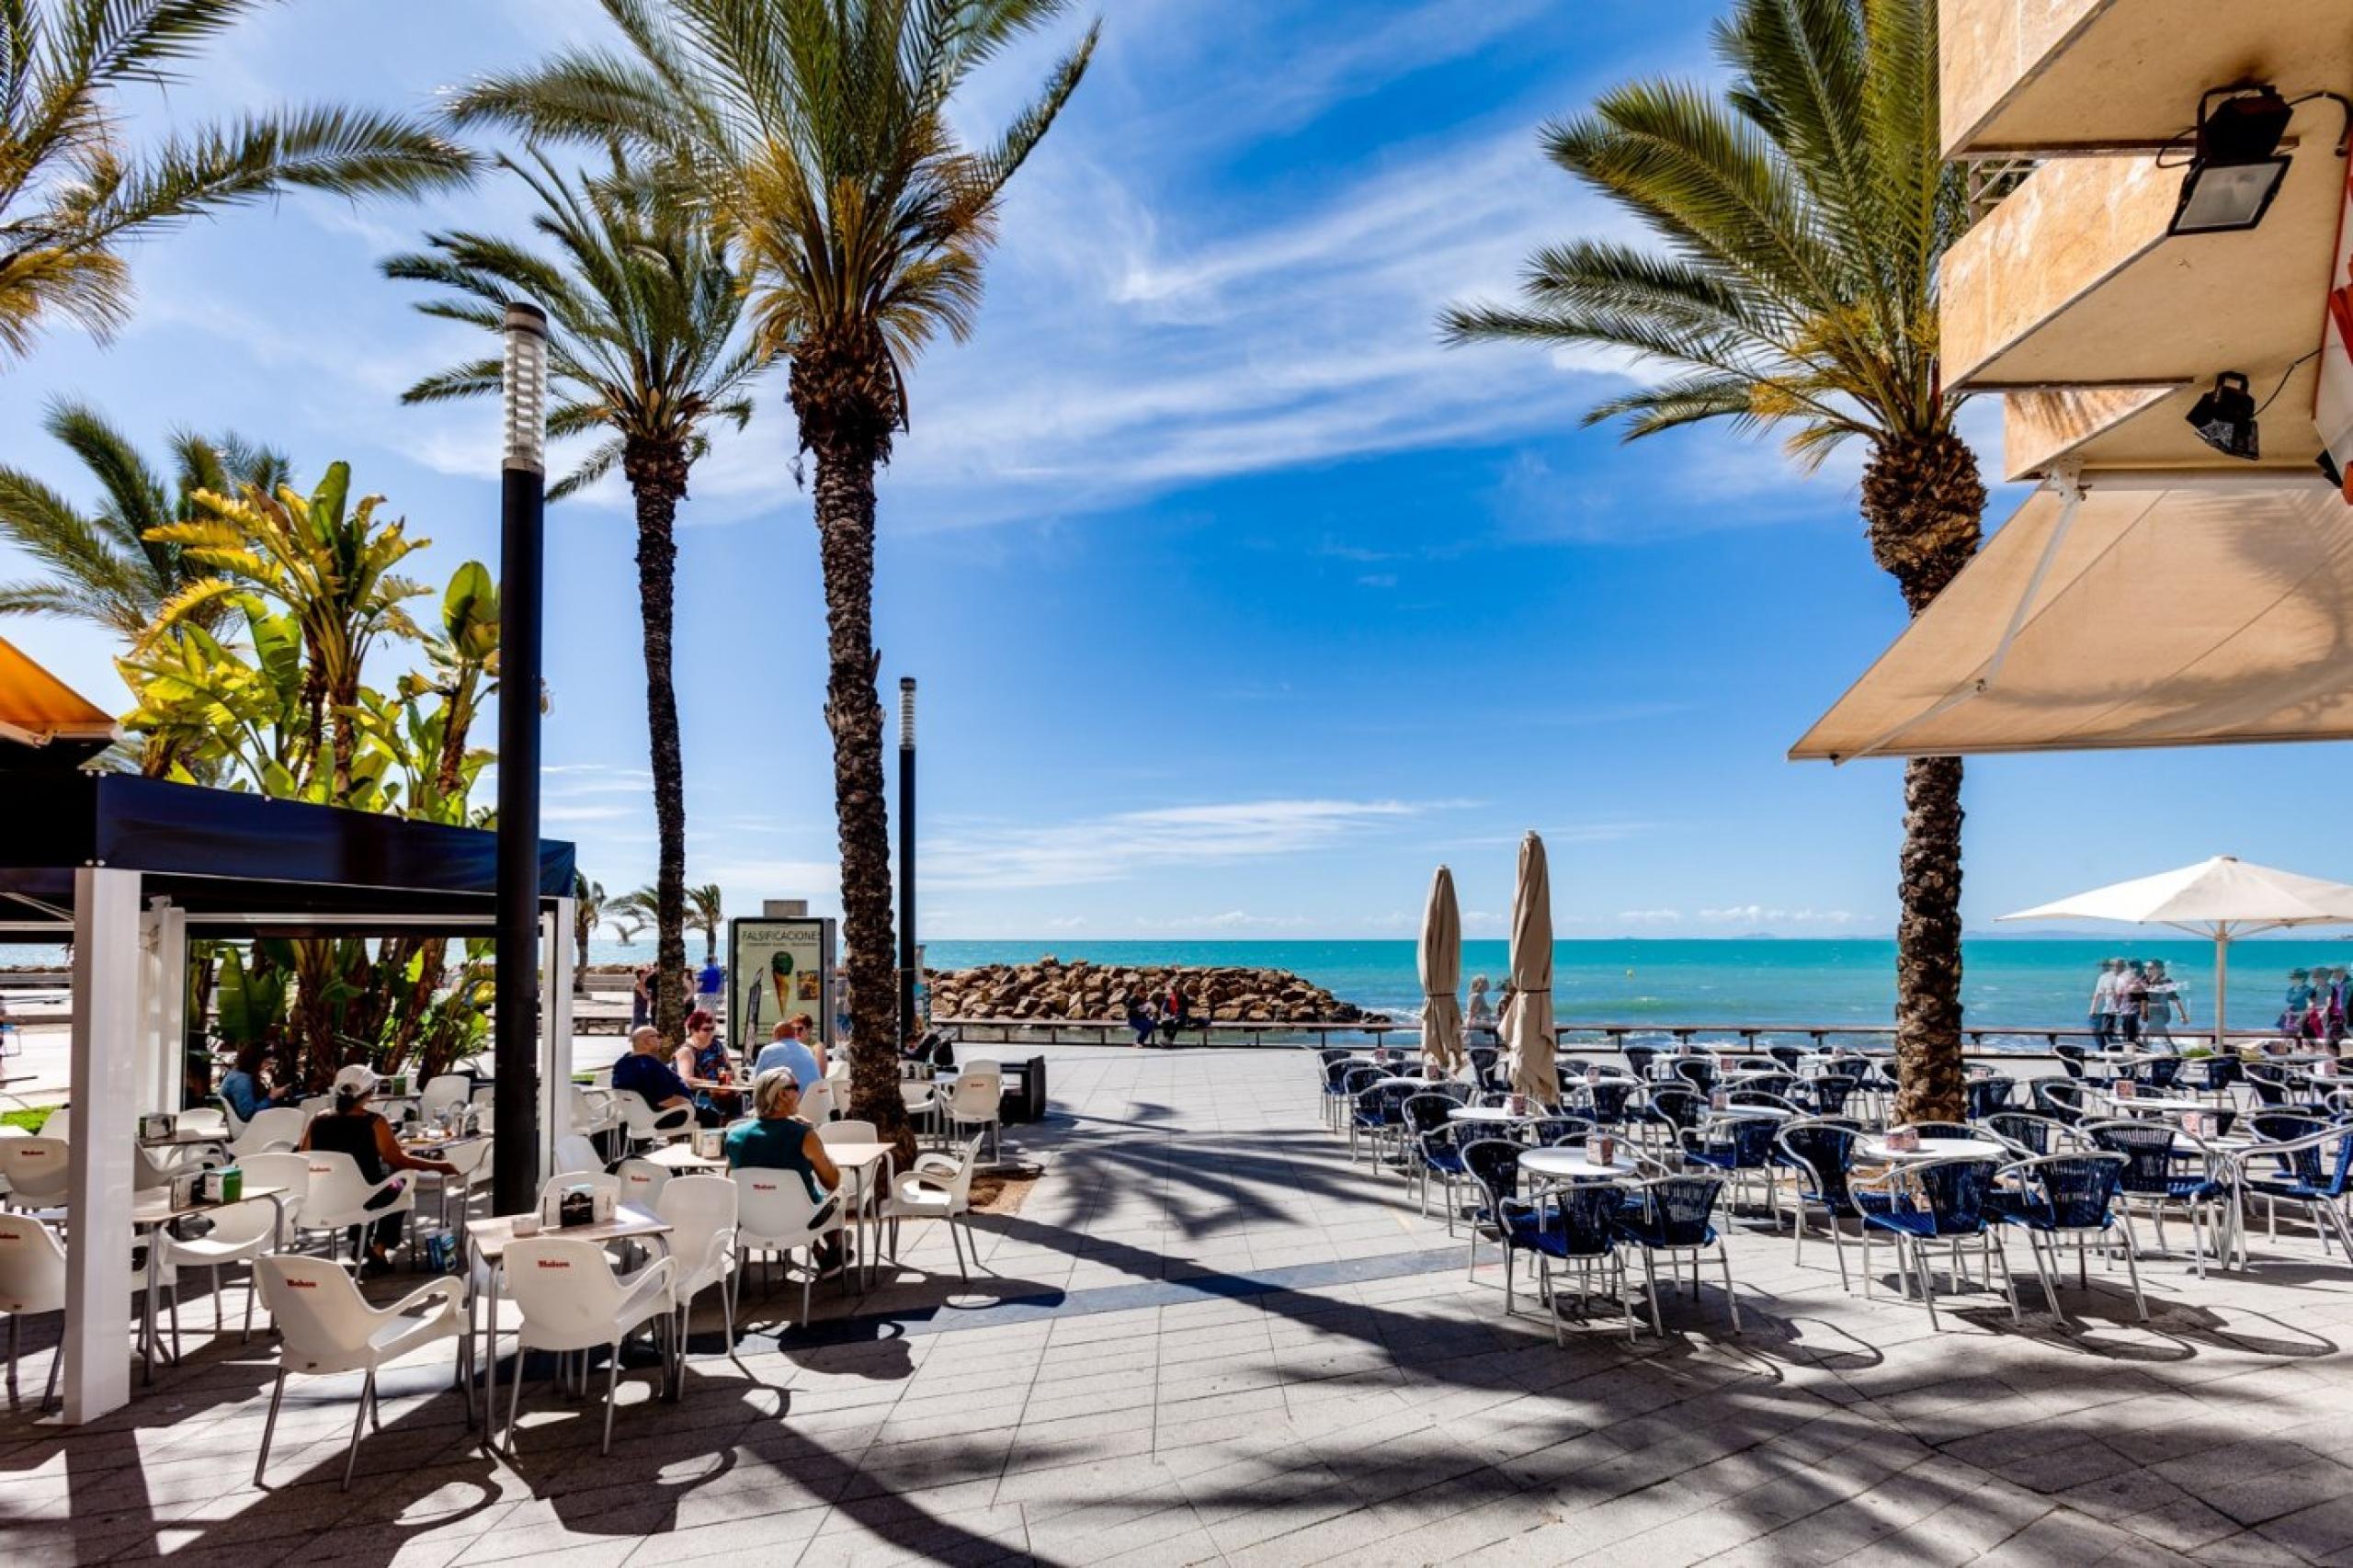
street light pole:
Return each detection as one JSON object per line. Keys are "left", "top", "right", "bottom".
{"left": 897, "top": 677, "right": 916, "bottom": 1048}
{"left": 493, "top": 300, "right": 549, "bottom": 1219}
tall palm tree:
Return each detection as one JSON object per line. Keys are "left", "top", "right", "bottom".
{"left": 382, "top": 148, "right": 760, "bottom": 1040}
{"left": 685, "top": 881, "right": 723, "bottom": 968}
{"left": 573, "top": 872, "right": 606, "bottom": 997}
{"left": 0, "top": 0, "right": 474, "bottom": 361}
{"left": 1442, "top": 0, "right": 1981, "bottom": 1123}
{"left": 448, "top": 0, "right": 1097, "bottom": 1152}
{"left": 0, "top": 399, "right": 286, "bottom": 637}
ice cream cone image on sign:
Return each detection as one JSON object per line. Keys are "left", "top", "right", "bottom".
{"left": 771, "top": 949, "right": 795, "bottom": 1014}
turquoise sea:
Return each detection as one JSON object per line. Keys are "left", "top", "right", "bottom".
{"left": 883, "top": 937, "right": 2353, "bottom": 1044}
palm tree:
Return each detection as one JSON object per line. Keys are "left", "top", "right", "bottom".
{"left": 1, "top": 0, "right": 474, "bottom": 361}
{"left": 383, "top": 148, "right": 760, "bottom": 1040}
{"left": 0, "top": 400, "right": 286, "bottom": 637}
{"left": 573, "top": 872, "right": 606, "bottom": 997}
{"left": 1441, "top": 0, "right": 1981, "bottom": 1124}
{"left": 685, "top": 882, "right": 723, "bottom": 968}
{"left": 448, "top": 0, "right": 1097, "bottom": 1152}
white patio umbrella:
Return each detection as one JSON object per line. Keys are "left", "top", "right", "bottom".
{"left": 2000, "top": 856, "right": 2353, "bottom": 1045}
{"left": 1506, "top": 832, "right": 1557, "bottom": 1102}
{"left": 1417, "top": 865, "right": 1465, "bottom": 1076}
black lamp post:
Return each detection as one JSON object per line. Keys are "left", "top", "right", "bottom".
{"left": 897, "top": 676, "right": 917, "bottom": 1047}
{"left": 492, "top": 300, "right": 549, "bottom": 1218}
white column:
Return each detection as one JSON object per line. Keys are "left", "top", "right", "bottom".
{"left": 540, "top": 900, "right": 575, "bottom": 1174}
{"left": 137, "top": 898, "right": 187, "bottom": 1112}
{"left": 64, "top": 868, "right": 142, "bottom": 1424}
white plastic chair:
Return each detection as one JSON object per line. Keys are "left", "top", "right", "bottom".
{"left": 656, "top": 1176, "right": 739, "bottom": 1358}
{"left": 881, "top": 1139, "right": 980, "bottom": 1281}
{"left": 298, "top": 1151, "right": 415, "bottom": 1262}
{"left": 616, "top": 1092, "right": 692, "bottom": 1151}
{"left": 570, "top": 1085, "right": 621, "bottom": 1139}
{"left": 238, "top": 1153, "right": 312, "bottom": 1245}
{"left": 231, "top": 1108, "right": 309, "bottom": 1157}
{"left": 252, "top": 1255, "right": 462, "bottom": 1489}
{"left": 797, "top": 1079, "right": 836, "bottom": 1126}
{"left": 502, "top": 1236, "right": 675, "bottom": 1455}
{"left": 538, "top": 1170, "right": 621, "bottom": 1221}
{"left": 424, "top": 1135, "right": 494, "bottom": 1228}
{"left": 816, "top": 1119, "right": 879, "bottom": 1148}
{"left": 37, "top": 1105, "right": 68, "bottom": 1139}
{"left": 732, "top": 1167, "right": 847, "bottom": 1326}
{"left": 555, "top": 1133, "right": 607, "bottom": 1177}
{"left": 0, "top": 1213, "right": 67, "bottom": 1412}
{"left": 418, "top": 1075, "right": 472, "bottom": 1124}
{"left": 177, "top": 1106, "right": 230, "bottom": 1140}
{"left": 0, "top": 1138, "right": 71, "bottom": 1213}
{"left": 297, "top": 1095, "right": 334, "bottom": 1124}
{"left": 163, "top": 1196, "right": 280, "bottom": 1338}
{"left": 615, "top": 1157, "right": 669, "bottom": 1214}
{"left": 943, "top": 1071, "right": 1003, "bottom": 1165}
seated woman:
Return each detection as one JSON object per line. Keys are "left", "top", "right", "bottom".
{"left": 217, "top": 1042, "right": 292, "bottom": 1124}
{"left": 614, "top": 1025, "right": 721, "bottom": 1129}
{"left": 673, "top": 1009, "right": 743, "bottom": 1120}
{"left": 725, "top": 1067, "right": 845, "bottom": 1276}
{"left": 299, "top": 1064, "right": 458, "bottom": 1277}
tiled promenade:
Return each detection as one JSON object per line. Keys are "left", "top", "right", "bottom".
{"left": 8, "top": 1044, "right": 2353, "bottom": 1566}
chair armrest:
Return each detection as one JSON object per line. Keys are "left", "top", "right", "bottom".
{"left": 378, "top": 1276, "right": 464, "bottom": 1321}
{"left": 620, "top": 1255, "right": 676, "bottom": 1305}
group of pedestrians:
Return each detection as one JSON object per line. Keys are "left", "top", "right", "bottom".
{"left": 1124, "top": 983, "right": 1196, "bottom": 1047}
{"left": 2086, "top": 957, "right": 2189, "bottom": 1046}
{"left": 2280, "top": 967, "right": 2351, "bottom": 1044}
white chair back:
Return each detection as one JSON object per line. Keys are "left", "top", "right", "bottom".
{"left": 302, "top": 1149, "right": 408, "bottom": 1228}
{"left": 232, "top": 1107, "right": 308, "bottom": 1155}
{"left": 177, "top": 1107, "right": 229, "bottom": 1138}
{"left": 656, "top": 1175, "right": 738, "bottom": 1289}
{"left": 256, "top": 1254, "right": 385, "bottom": 1376}
{"left": 555, "top": 1133, "right": 607, "bottom": 1176}
{"left": 799, "top": 1079, "right": 835, "bottom": 1124}
{"left": 949, "top": 1074, "right": 1001, "bottom": 1119}
{"left": 732, "top": 1166, "right": 832, "bottom": 1245}
{"left": 37, "top": 1106, "right": 68, "bottom": 1139}
{"left": 614, "top": 1157, "right": 669, "bottom": 1212}
{"left": 0, "top": 1139, "right": 72, "bottom": 1207}
{"left": 571, "top": 1085, "right": 619, "bottom": 1132}
{"left": 239, "top": 1153, "right": 312, "bottom": 1240}
{"left": 817, "top": 1119, "right": 878, "bottom": 1148}
{"left": 0, "top": 1212, "right": 67, "bottom": 1312}
{"left": 297, "top": 1095, "right": 334, "bottom": 1123}
{"left": 419, "top": 1074, "right": 472, "bottom": 1122}
{"left": 503, "top": 1236, "right": 636, "bottom": 1344}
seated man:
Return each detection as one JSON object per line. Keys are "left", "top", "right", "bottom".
{"left": 753, "top": 1017, "right": 823, "bottom": 1093}
{"left": 612, "top": 1025, "right": 717, "bottom": 1129}
{"left": 725, "top": 1067, "right": 845, "bottom": 1276}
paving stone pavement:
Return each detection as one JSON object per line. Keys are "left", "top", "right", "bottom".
{"left": 6, "top": 1044, "right": 2353, "bottom": 1566}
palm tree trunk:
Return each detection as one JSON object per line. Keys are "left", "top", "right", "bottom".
{"left": 625, "top": 438, "right": 692, "bottom": 1041}
{"left": 1866, "top": 430, "right": 1986, "bottom": 1126}
{"left": 808, "top": 432, "right": 913, "bottom": 1159}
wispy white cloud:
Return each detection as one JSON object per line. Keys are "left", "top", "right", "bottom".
{"left": 1615, "top": 908, "right": 1685, "bottom": 926}
{"left": 1696, "top": 905, "right": 1859, "bottom": 926}
{"left": 928, "top": 798, "right": 1448, "bottom": 889}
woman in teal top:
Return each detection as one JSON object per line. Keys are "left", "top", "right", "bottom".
{"left": 725, "top": 1067, "right": 845, "bottom": 1274}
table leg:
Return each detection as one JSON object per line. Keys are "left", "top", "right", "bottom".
{"left": 140, "top": 1222, "right": 159, "bottom": 1384}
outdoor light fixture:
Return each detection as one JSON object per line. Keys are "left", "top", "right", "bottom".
{"left": 2168, "top": 85, "right": 2294, "bottom": 235}
{"left": 2185, "top": 371, "right": 2260, "bottom": 460}
{"left": 501, "top": 301, "right": 549, "bottom": 473}
{"left": 897, "top": 676, "right": 918, "bottom": 1046}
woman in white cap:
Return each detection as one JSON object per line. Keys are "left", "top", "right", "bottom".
{"left": 299, "top": 1064, "right": 458, "bottom": 1277}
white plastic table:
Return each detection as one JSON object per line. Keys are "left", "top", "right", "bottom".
{"left": 1858, "top": 1135, "right": 2008, "bottom": 1163}
{"left": 1447, "top": 1106, "right": 1535, "bottom": 1126}
{"left": 1520, "top": 1145, "right": 1642, "bottom": 1181}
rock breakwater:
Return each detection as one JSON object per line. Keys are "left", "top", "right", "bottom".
{"left": 927, "top": 958, "right": 1368, "bottom": 1024}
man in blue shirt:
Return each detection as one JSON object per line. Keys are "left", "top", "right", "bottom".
{"left": 753, "top": 1018, "right": 823, "bottom": 1095}
{"left": 613, "top": 1026, "right": 710, "bottom": 1125}
{"left": 697, "top": 958, "right": 724, "bottom": 1007}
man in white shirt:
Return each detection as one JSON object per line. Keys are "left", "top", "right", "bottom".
{"left": 2090, "top": 959, "right": 2121, "bottom": 1046}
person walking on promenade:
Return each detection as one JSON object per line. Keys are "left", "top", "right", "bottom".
{"left": 2089, "top": 959, "right": 2121, "bottom": 1046}
{"left": 2142, "top": 960, "right": 2184, "bottom": 1049}
{"left": 2116, "top": 961, "right": 2148, "bottom": 1046}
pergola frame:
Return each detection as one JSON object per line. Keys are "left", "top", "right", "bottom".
{"left": 0, "top": 771, "right": 576, "bottom": 1423}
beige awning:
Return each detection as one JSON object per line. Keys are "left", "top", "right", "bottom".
{"left": 0, "top": 637, "right": 117, "bottom": 748}
{"left": 1790, "top": 477, "right": 2353, "bottom": 762}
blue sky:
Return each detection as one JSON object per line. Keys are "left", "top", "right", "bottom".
{"left": 6, "top": 0, "right": 2347, "bottom": 941}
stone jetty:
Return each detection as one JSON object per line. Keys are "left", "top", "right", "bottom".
{"left": 926, "top": 957, "right": 1368, "bottom": 1024}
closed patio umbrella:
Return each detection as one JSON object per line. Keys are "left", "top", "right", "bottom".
{"left": 1417, "top": 866, "right": 1464, "bottom": 1076}
{"left": 2000, "top": 856, "right": 2353, "bottom": 1046}
{"left": 1506, "top": 832, "right": 1557, "bottom": 1102}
